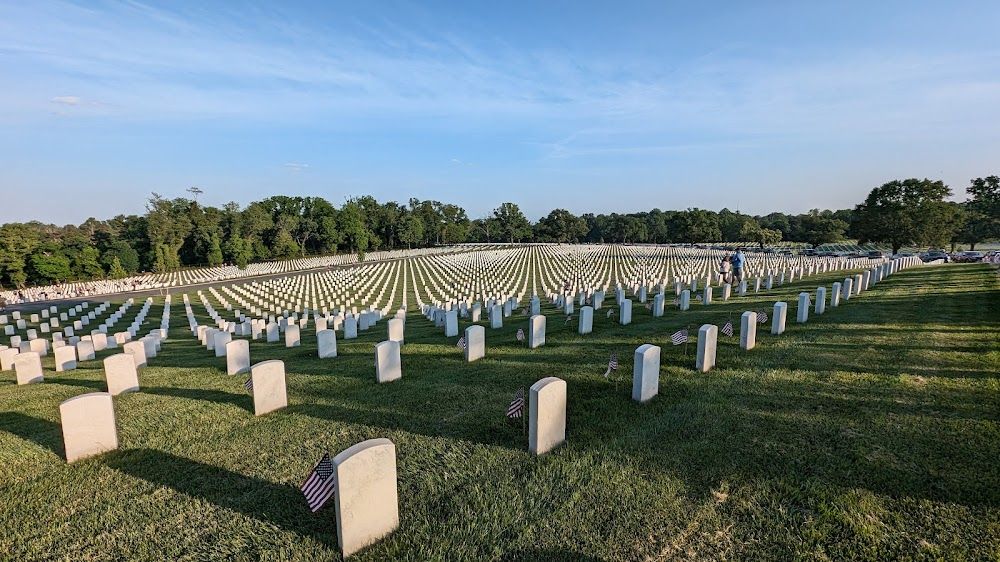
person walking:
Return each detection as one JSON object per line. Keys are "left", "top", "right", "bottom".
{"left": 731, "top": 248, "right": 745, "bottom": 285}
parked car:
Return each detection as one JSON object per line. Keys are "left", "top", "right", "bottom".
{"left": 955, "top": 251, "right": 985, "bottom": 262}
{"left": 920, "top": 251, "right": 950, "bottom": 262}
{"left": 866, "top": 251, "right": 885, "bottom": 259}
{"left": 892, "top": 252, "right": 917, "bottom": 259}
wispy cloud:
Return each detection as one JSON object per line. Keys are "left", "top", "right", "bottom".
{"left": 51, "top": 95, "right": 81, "bottom": 105}
{"left": 2, "top": 1, "right": 998, "bottom": 159}
{"left": 284, "top": 163, "right": 309, "bottom": 172}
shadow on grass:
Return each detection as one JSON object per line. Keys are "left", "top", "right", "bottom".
{"left": 0, "top": 411, "right": 64, "bottom": 457}
{"left": 505, "top": 548, "right": 607, "bottom": 562}
{"left": 49, "top": 377, "right": 108, "bottom": 391}
{"left": 102, "top": 448, "right": 338, "bottom": 548}
{"left": 567, "top": 373, "right": 1000, "bottom": 509}
{"left": 142, "top": 386, "right": 252, "bottom": 412}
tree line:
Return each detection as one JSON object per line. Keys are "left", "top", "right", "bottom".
{"left": 0, "top": 176, "right": 996, "bottom": 288}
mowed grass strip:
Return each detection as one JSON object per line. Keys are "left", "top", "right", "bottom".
{"left": 1, "top": 263, "right": 998, "bottom": 561}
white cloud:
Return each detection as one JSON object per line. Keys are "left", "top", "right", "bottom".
{"left": 284, "top": 163, "right": 309, "bottom": 172}
{"left": 51, "top": 96, "right": 81, "bottom": 105}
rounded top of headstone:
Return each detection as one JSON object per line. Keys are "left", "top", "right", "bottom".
{"left": 60, "top": 391, "right": 113, "bottom": 407}
{"left": 333, "top": 437, "right": 395, "bottom": 466}
{"left": 530, "top": 376, "right": 566, "bottom": 392}
{"left": 251, "top": 359, "right": 284, "bottom": 370}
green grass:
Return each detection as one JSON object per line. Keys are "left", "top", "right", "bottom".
{"left": 2, "top": 264, "right": 999, "bottom": 561}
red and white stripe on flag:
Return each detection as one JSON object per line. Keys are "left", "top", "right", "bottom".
{"left": 301, "top": 454, "right": 336, "bottom": 512}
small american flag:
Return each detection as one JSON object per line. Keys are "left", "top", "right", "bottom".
{"left": 244, "top": 377, "right": 253, "bottom": 393}
{"left": 565, "top": 315, "right": 572, "bottom": 324}
{"left": 301, "top": 453, "right": 336, "bottom": 512}
{"left": 758, "top": 310, "right": 769, "bottom": 323}
{"left": 695, "top": 294, "right": 703, "bottom": 302}
{"left": 721, "top": 320, "right": 734, "bottom": 337}
{"left": 456, "top": 336, "right": 466, "bottom": 349}
{"left": 607, "top": 308, "right": 614, "bottom": 318}
{"left": 521, "top": 307, "right": 528, "bottom": 315}
{"left": 603, "top": 352, "right": 618, "bottom": 377}
{"left": 506, "top": 387, "right": 525, "bottom": 418}
{"left": 645, "top": 303, "right": 652, "bottom": 310}
{"left": 516, "top": 328, "right": 525, "bottom": 341}
{"left": 672, "top": 297, "right": 680, "bottom": 306}
{"left": 671, "top": 329, "right": 688, "bottom": 345}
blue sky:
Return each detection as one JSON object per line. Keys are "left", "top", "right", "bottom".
{"left": 2, "top": 0, "right": 998, "bottom": 224}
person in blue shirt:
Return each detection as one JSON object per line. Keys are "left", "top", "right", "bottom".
{"left": 731, "top": 249, "right": 745, "bottom": 285}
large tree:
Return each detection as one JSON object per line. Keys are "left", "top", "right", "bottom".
{"left": 798, "top": 209, "right": 848, "bottom": 249}
{"left": 960, "top": 175, "right": 1000, "bottom": 249}
{"left": 493, "top": 202, "right": 531, "bottom": 243}
{"left": 535, "top": 209, "right": 587, "bottom": 243}
{"left": 850, "top": 178, "right": 958, "bottom": 254}
{"left": 740, "top": 220, "right": 782, "bottom": 249}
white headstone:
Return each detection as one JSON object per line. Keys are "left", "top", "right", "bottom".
{"left": 266, "top": 322, "right": 280, "bottom": 342}
{"left": 54, "top": 345, "right": 77, "bottom": 372}
{"left": 619, "top": 299, "right": 632, "bottom": 325}
{"left": 285, "top": 324, "right": 301, "bottom": 348}
{"left": 529, "top": 377, "right": 567, "bottom": 456}
{"left": 333, "top": 439, "right": 400, "bottom": 558}
{"left": 344, "top": 317, "right": 358, "bottom": 340}
{"left": 375, "top": 341, "right": 402, "bottom": 383}
{"left": 528, "top": 314, "right": 546, "bottom": 349}
{"left": 14, "top": 351, "right": 44, "bottom": 384}
{"left": 490, "top": 306, "right": 503, "bottom": 329}
{"left": 77, "top": 340, "right": 96, "bottom": 361}
{"left": 578, "top": 306, "right": 593, "bottom": 334}
{"left": 445, "top": 310, "right": 458, "bottom": 337}
{"left": 740, "top": 311, "right": 757, "bottom": 350}
{"left": 123, "top": 341, "right": 147, "bottom": 369}
{"left": 226, "top": 340, "right": 251, "bottom": 375}
{"left": 318, "top": 329, "right": 338, "bottom": 359}
{"left": 251, "top": 360, "right": 288, "bottom": 416}
{"left": 464, "top": 325, "right": 485, "bottom": 362}
{"left": 0, "top": 348, "right": 19, "bottom": 370}
{"left": 771, "top": 302, "right": 787, "bottom": 335}
{"left": 60, "top": 392, "right": 118, "bottom": 463}
{"left": 104, "top": 353, "right": 140, "bottom": 395}
{"left": 796, "top": 293, "right": 810, "bottom": 323}
{"left": 387, "top": 318, "right": 404, "bottom": 345}
{"left": 631, "top": 344, "right": 660, "bottom": 402}
{"left": 214, "top": 331, "right": 233, "bottom": 357}
{"left": 696, "top": 324, "right": 718, "bottom": 373}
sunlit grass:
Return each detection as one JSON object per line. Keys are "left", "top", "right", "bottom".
{"left": 1, "top": 264, "right": 998, "bottom": 560}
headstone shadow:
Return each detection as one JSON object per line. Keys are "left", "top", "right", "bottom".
{"left": 0, "top": 411, "right": 64, "bottom": 457}
{"left": 102, "top": 448, "right": 338, "bottom": 548}
{"left": 142, "top": 386, "right": 251, "bottom": 412}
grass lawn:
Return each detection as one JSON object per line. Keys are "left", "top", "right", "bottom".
{"left": 1, "top": 263, "right": 998, "bottom": 561}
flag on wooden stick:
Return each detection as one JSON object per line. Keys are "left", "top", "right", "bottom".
{"left": 506, "top": 387, "right": 525, "bottom": 418}
{"left": 603, "top": 352, "right": 618, "bottom": 377}
{"left": 670, "top": 329, "right": 688, "bottom": 345}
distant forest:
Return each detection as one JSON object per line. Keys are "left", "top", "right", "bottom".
{"left": 0, "top": 175, "right": 996, "bottom": 288}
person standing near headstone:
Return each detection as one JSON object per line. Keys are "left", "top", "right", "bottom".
{"left": 731, "top": 249, "right": 745, "bottom": 285}
{"left": 719, "top": 256, "right": 732, "bottom": 285}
